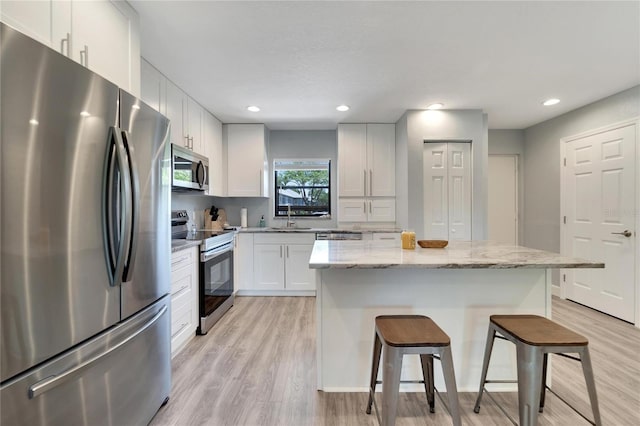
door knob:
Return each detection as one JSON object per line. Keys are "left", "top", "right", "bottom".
{"left": 611, "top": 230, "right": 632, "bottom": 237}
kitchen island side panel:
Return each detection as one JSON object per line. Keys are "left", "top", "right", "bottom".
{"left": 316, "top": 268, "right": 549, "bottom": 392}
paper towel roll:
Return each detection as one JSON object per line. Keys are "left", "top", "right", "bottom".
{"left": 240, "top": 208, "right": 248, "bottom": 228}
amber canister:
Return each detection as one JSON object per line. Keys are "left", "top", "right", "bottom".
{"left": 401, "top": 230, "right": 416, "bottom": 249}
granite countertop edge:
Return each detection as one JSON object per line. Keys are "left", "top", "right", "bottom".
{"left": 171, "top": 240, "right": 202, "bottom": 253}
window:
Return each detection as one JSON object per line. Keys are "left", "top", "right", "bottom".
{"left": 274, "top": 159, "right": 331, "bottom": 217}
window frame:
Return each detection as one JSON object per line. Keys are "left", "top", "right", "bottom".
{"left": 273, "top": 158, "right": 332, "bottom": 218}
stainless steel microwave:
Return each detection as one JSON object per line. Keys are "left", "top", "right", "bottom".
{"left": 171, "top": 144, "right": 209, "bottom": 191}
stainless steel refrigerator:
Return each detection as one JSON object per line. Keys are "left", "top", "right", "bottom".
{"left": 0, "top": 23, "right": 171, "bottom": 425}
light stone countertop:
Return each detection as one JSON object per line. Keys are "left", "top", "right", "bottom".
{"left": 238, "top": 227, "right": 401, "bottom": 234}
{"left": 308, "top": 240, "right": 605, "bottom": 269}
{"left": 171, "top": 240, "right": 201, "bottom": 253}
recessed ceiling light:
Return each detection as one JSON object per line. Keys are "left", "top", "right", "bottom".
{"left": 80, "top": 111, "right": 91, "bottom": 117}
{"left": 247, "top": 106, "right": 260, "bottom": 112}
{"left": 543, "top": 98, "right": 560, "bottom": 106}
{"left": 427, "top": 103, "right": 444, "bottom": 110}
{"left": 336, "top": 105, "right": 350, "bottom": 112}
{"left": 29, "top": 119, "right": 39, "bottom": 125}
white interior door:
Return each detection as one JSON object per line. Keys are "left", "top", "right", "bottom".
{"left": 489, "top": 155, "right": 518, "bottom": 244}
{"left": 563, "top": 124, "right": 636, "bottom": 322}
{"left": 423, "top": 142, "right": 471, "bottom": 240}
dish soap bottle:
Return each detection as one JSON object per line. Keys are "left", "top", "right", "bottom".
{"left": 259, "top": 215, "right": 266, "bottom": 228}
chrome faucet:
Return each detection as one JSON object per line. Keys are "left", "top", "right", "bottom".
{"left": 286, "top": 205, "right": 296, "bottom": 228}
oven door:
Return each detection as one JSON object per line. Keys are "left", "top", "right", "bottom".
{"left": 199, "top": 243, "right": 234, "bottom": 333}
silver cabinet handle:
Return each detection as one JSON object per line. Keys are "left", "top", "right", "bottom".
{"left": 79, "top": 45, "right": 88, "bottom": 67}
{"left": 369, "top": 201, "right": 372, "bottom": 214}
{"left": 280, "top": 245, "right": 283, "bottom": 258}
{"left": 171, "top": 255, "right": 189, "bottom": 266}
{"left": 60, "top": 33, "right": 70, "bottom": 56}
{"left": 370, "top": 169, "right": 373, "bottom": 196}
{"left": 611, "top": 230, "right": 632, "bottom": 237}
{"left": 363, "top": 201, "right": 366, "bottom": 212}
{"left": 260, "top": 169, "right": 263, "bottom": 196}
{"left": 29, "top": 305, "right": 167, "bottom": 399}
{"left": 184, "top": 135, "right": 190, "bottom": 149}
{"left": 286, "top": 245, "right": 289, "bottom": 258}
{"left": 189, "top": 136, "right": 194, "bottom": 149}
{"left": 363, "top": 170, "right": 367, "bottom": 195}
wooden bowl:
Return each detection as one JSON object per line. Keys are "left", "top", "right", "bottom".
{"left": 418, "top": 240, "right": 448, "bottom": 248}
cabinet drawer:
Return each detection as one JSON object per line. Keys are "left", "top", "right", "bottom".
{"left": 254, "top": 233, "right": 315, "bottom": 245}
{"left": 171, "top": 300, "right": 192, "bottom": 339}
{"left": 171, "top": 248, "right": 195, "bottom": 271}
{"left": 171, "top": 284, "right": 192, "bottom": 313}
{"left": 170, "top": 267, "right": 193, "bottom": 296}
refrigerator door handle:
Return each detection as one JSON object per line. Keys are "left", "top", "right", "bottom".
{"left": 28, "top": 305, "right": 168, "bottom": 399}
{"left": 103, "top": 127, "right": 132, "bottom": 287}
{"left": 121, "top": 130, "right": 140, "bottom": 283}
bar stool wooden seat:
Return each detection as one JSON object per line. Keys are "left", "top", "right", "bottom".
{"left": 365, "top": 315, "right": 461, "bottom": 426}
{"left": 474, "top": 314, "right": 602, "bottom": 426}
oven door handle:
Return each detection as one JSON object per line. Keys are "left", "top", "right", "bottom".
{"left": 201, "top": 244, "right": 233, "bottom": 263}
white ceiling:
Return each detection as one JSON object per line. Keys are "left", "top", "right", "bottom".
{"left": 131, "top": 0, "right": 639, "bottom": 130}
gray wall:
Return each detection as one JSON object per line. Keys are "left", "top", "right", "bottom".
{"left": 488, "top": 129, "right": 525, "bottom": 244}
{"left": 397, "top": 109, "right": 488, "bottom": 239}
{"left": 523, "top": 85, "right": 640, "bottom": 254}
{"left": 267, "top": 130, "right": 338, "bottom": 228}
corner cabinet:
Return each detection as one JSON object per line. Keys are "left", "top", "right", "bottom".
{"left": 1, "top": 0, "right": 141, "bottom": 95}
{"left": 170, "top": 247, "right": 199, "bottom": 357}
{"left": 242, "top": 233, "right": 316, "bottom": 295}
{"left": 224, "top": 124, "right": 269, "bottom": 197}
{"left": 338, "top": 123, "right": 396, "bottom": 223}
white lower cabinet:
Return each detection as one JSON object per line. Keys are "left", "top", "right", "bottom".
{"left": 338, "top": 198, "right": 396, "bottom": 222}
{"left": 170, "top": 247, "right": 198, "bottom": 357}
{"left": 247, "top": 233, "right": 316, "bottom": 294}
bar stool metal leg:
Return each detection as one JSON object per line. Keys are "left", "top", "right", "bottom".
{"left": 419, "top": 354, "right": 435, "bottom": 413}
{"left": 381, "top": 345, "right": 403, "bottom": 426}
{"left": 440, "top": 346, "right": 462, "bottom": 426}
{"left": 580, "top": 347, "right": 602, "bottom": 426}
{"left": 473, "top": 324, "right": 497, "bottom": 413}
{"left": 366, "top": 332, "right": 383, "bottom": 415}
{"left": 516, "top": 343, "right": 544, "bottom": 426}
{"left": 539, "top": 353, "right": 548, "bottom": 413}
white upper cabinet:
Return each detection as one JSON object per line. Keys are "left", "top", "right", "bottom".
{"left": 186, "top": 97, "right": 203, "bottom": 154}
{"left": 338, "top": 123, "right": 395, "bottom": 197}
{"left": 338, "top": 124, "right": 367, "bottom": 197}
{"left": 225, "top": 124, "right": 269, "bottom": 197}
{"left": 164, "top": 79, "right": 205, "bottom": 155}
{"left": 366, "top": 124, "right": 396, "bottom": 196}
{"left": 140, "top": 59, "right": 165, "bottom": 113}
{"left": 203, "top": 112, "right": 225, "bottom": 197}
{"left": 1, "top": 0, "right": 140, "bottom": 95}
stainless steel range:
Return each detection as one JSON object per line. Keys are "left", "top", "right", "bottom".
{"left": 171, "top": 211, "right": 235, "bottom": 334}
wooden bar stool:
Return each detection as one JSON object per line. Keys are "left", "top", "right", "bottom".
{"left": 365, "top": 315, "right": 461, "bottom": 426}
{"left": 474, "top": 314, "right": 602, "bottom": 426}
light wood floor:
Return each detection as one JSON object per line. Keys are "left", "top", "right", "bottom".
{"left": 150, "top": 296, "right": 640, "bottom": 425}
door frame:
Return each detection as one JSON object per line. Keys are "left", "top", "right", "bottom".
{"left": 560, "top": 118, "right": 640, "bottom": 327}
{"left": 488, "top": 154, "right": 519, "bottom": 245}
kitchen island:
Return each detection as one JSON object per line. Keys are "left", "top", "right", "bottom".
{"left": 309, "top": 240, "right": 603, "bottom": 392}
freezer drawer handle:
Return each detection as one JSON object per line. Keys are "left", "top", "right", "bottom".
{"left": 28, "top": 305, "right": 168, "bottom": 399}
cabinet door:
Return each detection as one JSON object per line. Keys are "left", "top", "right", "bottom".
{"left": 140, "top": 59, "right": 165, "bottom": 113}
{"left": 165, "top": 79, "right": 187, "bottom": 147}
{"left": 234, "top": 233, "right": 254, "bottom": 291}
{"left": 187, "top": 97, "right": 204, "bottom": 154}
{"left": 367, "top": 124, "right": 395, "bottom": 196}
{"left": 253, "top": 244, "right": 285, "bottom": 290}
{"left": 372, "top": 232, "right": 400, "bottom": 246}
{"left": 369, "top": 199, "right": 396, "bottom": 222}
{"left": 0, "top": 0, "right": 70, "bottom": 48}
{"left": 285, "top": 244, "right": 316, "bottom": 291}
{"left": 338, "top": 199, "right": 367, "bottom": 222}
{"left": 203, "top": 112, "right": 225, "bottom": 196}
{"left": 225, "top": 124, "right": 267, "bottom": 197}
{"left": 338, "top": 124, "right": 367, "bottom": 197}
{"left": 71, "top": 0, "right": 133, "bottom": 91}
